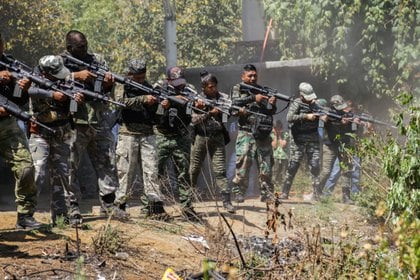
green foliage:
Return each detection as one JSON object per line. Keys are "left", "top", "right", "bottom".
{"left": 263, "top": 0, "right": 418, "bottom": 101}
{"left": 0, "top": 0, "right": 70, "bottom": 65}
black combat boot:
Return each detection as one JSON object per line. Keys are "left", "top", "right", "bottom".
{"left": 147, "top": 201, "right": 172, "bottom": 222}
{"left": 101, "top": 194, "right": 130, "bottom": 221}
{"left": 16, "top": 213, "right": 43, "bottom": 230}
{"left": 342, "top": 187, "right": 354, "bottom": 204}
{"left": 222, "top": 193, "right": 235, "bottom": 213}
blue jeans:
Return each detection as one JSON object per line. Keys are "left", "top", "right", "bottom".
{"left": 324, "top": 156, "right": 361, "bottom": 195}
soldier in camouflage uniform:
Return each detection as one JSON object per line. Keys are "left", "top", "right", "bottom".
{"left": 155, "top": 66, "right": 194, "bottom": 220}
{"left": 280, "top": 82, "right": 321, "bottom": 200}
{"left": 113, "top": 58, "right": 165, "bottom": 217}
{"left": 230, "top": 64, "right": 277, "bottom": 202}
{"left": 0, "top": 33, "right": 42, "bottom": 229}
{"left": 190, "top": 72, "right": 235, "bottom": 213}
{"left": 28, "top": 55, "right": 83, "bottom": 225}
{"left": 271, "top": 120, "right": 289, "bottom": 191}
{"left": 62, "top": 30, "right": 128, "bottom": 224}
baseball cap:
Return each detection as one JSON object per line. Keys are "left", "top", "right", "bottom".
{"left": 39, "top": 55, "right": 70, "bottom": 80}
{"left": 167, "top": 66, "right": 186, "bottom": 87}
{"left": 299, "top": 82, "right": 317, "bottom": 101}
{"left": 317, "top": 98, "right": 328, "bottom": 107}
{"left": 126, "top": 58, "right": 146, "bottom": 74}
{"left": 330, "top": 94, "right": 348, "bottom": 110}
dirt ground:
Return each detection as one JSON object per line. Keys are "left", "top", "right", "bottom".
{"left": 0, "top": 191, "right": 379, "bottom": 279}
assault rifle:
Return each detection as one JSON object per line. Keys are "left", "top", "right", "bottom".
{"left": 239, "top": 83, "right": 293, "bottom": 109}
{"left": 0, "top": 94, "right": 56, "bottom": 133}
{"left": 182, "top": 86, "right": 266, "bottom": 123}
{"left": 1, "top": 58, "right": 85, "bottom": 112}
{"left": 300, "top": 102, "right": 396, "bottom": 128}
{"left": 64, "top": 54, "right": 185, "bottom": 106}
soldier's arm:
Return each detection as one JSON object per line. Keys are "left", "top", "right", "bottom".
{"left": 191, "top": 110, "right": 210, "bottom": 126}
{"left": 287, "top": 100, "right": 307, "bottom": 123}
{"left": 231, "top": 84, "right": 255, "bottom": 107}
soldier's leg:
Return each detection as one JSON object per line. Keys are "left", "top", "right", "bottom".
{"left": 156, "top": 134, "right": 173, "bottom": 193}
{"left": 189, "top": 135, "right": 208, "bottom": 192}
{"left": 338, "top": 149, "right": 353, "bottom": 203}
{"left": 68, "top": 125, "right": 91, "bottom": 221}
{"left": 209, "top": 135, "right": 235, "bottom": 213}
{"left": 173, "top": 135, "right": 192, "bottom": 209}
{"left": 232, "top": 131, "right": 254, "bottom": 197}
{"left": 256, "top": 138, "right": 274, "bottom": 200}
{"left": 29, "top": 134, "right": 50, "bottom": 197}
{"left": 319, "top": 144, "right": 339, "bottom": 195}
{"left": 139, "top": 135, "right": 163, "bottom": 205}
{"left": 50, "top": 125, "right": 75, "bottom": 222}
{"left": 115, "top": 134, "right": 141, "bottom": 207}
{"left": 281, "top": 140, "right": 304, "bottom": 198}
{"left": 0, "top": 119, "right": 40, "bottom": 229}
{"left": 306, "top": 141, "right": 321, "bottom": 197}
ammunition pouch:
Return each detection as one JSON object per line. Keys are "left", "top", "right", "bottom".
{"left": 252, "top": 115, "right": 273, "bottom": 140}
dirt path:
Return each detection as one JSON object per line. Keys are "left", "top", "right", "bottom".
{"left": 0, "top": 196, "right": 378, "bottom": 279}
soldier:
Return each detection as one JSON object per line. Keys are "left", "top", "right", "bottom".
{"left": 320, "top": 95, "right": 366, "bottom": 203}
{"left": 0, "top": 33, "right": 42, "bottom": 229}
{"left": 154, "top": 66, "right": 194, "bottom": 220}
{"left": 113, "top": 58, "right": 163, "bottom": 217}
{"left": 190, "top": 72, "right": 235, "bottom": 213}
{"left": 280, "top": 82, "right": 321, "bottom": 200}
{"left": 28, "top": 55, "right": 83, "bottom": 225}
{"left": 230, "top": 64, "right": 277, "bottom": 203}
{"left": 61, "top": 30, "right": 128, "bottom": 224}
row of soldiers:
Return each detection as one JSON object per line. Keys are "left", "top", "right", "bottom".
{"left": 1, "top": 30, "right": 377, "bottom": 229}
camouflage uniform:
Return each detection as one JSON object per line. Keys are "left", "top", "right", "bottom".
{"left": 113, "top": 81, "right": 162, "bottom": 208}
{"left": 62, "top": 51, "right": 121, "bottom": 217}
{"left": 0, "top": 54, "right": 38, "bottom": 226}
{"left": 155, "top": 80, "right": 193, "bottom": 210}
{"left": 281, "top": 98, "right": 321, "bottom": 198}
{"left": 190, "top": 92, "right": 230, "bottom": 199}
{"left": 230, "top": 83, "right": 276, "bottom": 200}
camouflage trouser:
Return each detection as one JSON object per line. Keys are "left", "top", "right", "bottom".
{"left": 69, "top": 124, "right": 119, "bottom": 213}
{"left": 115, "top": 133, "right": 161, "bottom": 205}
{"left": 190, "top": 133, "right": 229, "bottom": 195}
{"left": 281, "top": 139, "right": 320, "bottom": 195}
{"left": 0, "top": 117, "right": 37, "bottom": 214}
{"left": 272, "top": 158, "right": 288, "bottom": 192}
{"left": 156, "top": 133, "right": 192, "bottom": 208}
{"left": 29, "top": 123, "right": 78, "bottom": 220}
{"left": 319, "top": 144, "right": 352, "bottom": 197}
{"left": 232, "top": 130, "right": 274, "bottom": 197}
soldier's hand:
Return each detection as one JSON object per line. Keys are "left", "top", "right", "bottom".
{"left": 52, "top": 91, "right": 67, "bottom": 102}
{"left": 175, "top": 95, "right": 188, "bottom": 102}
{"left": 306, "top": 113, "right": 318, "bottom": 121}
{"left": 341, "top": 117, "right": 351, "bottom": 124}
{"left": 238, "top": 107, "right": 247, "bottom": 116}
{"left": 103, "top": 72, "right": 115, "bottom": 88}
{"left": 145, "top": 95, "right": 157, "bottom": 106}
{"left": 255, "top": 94, "right": 268, "bottom": 103}
{"left": 268, "top": 96, "right": 276, "bottom": 105}
{"left": 0, "top": 106, "right": 9, "bottom": 117}
{"left": 18, "top": 78, "right": 31, "bottom": 92}
{"left": 0, "top": 70, "right": 12, "bottom": 85}
{"left": 319, "top": 115, "right": 328, "bottom": 122}
{"left": 73, "top": 70, "right": 96, "bottom": 82}
{"left": 74, "top": 92, "right": 85, "bottom": 104}
{"left": 161, "top": 99, "right": 170, "bottom": 109}
{"left": 195, "top": 99, "right": 206, "bottom": 109}
{"left": 209, "top": 107, "right": 220, "bottom": 116}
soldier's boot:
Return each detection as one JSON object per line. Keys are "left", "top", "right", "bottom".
{"left": 101, "top": 193, "right": 130, "bottom": 221}
{"left": 280, "top": 181, "right": 292, "bottom": 200}
{"left": 342, "top": 187, "right": 354, "bottom": 204}
{"left": 16, "top": 213, "right": 43, "bottom": 230}
{"left": 181, "top": 206, "right": 202, "bottom": 223}
{"left": 222, "top": 193, "right": 235, "bottom": 214}
{"left": 147, "top": 201, "right": 172, "bottom": 222}
{"left": 68, "top": 203, "right": 83, "bottom": 227}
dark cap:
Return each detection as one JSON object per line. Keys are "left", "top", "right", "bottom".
{"left": 167, "top": 66, "right": 186, "bottom": 87}
{"left": 126, "top": 58, "right": 146, "bottom": 74}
